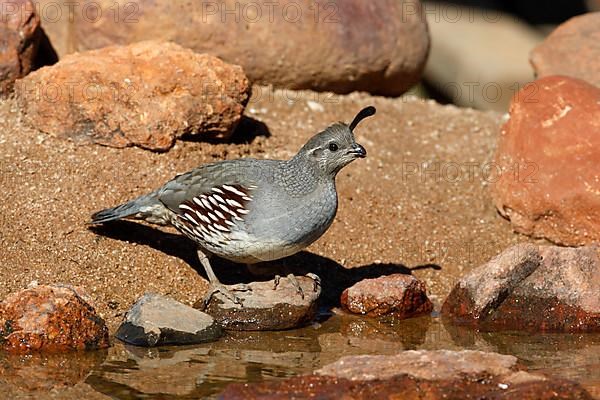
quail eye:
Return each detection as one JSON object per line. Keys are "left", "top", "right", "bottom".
{"left": 328, "top": 142, "right": 339, "bottom": 152}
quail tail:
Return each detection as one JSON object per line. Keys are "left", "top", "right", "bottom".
{"left": 90, "top": 191, "right": 169, "bottom": 225}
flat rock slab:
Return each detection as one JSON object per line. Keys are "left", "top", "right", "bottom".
{"left": 492, "top": 75, "right": 600, "bottom": 246}
{"left": 196, "top": 276, "right": 320, "bottom": 331}
{"left": 442, "top": 243, "right": 600, "bottom": 332}
{"left": 67, "top": 0, "right": 429, "bottom": 96}
{"left": 116, "top": 293, "right": 222, "bottom": 346}
{"left": 0, "top": 284, "right": 109, "bottom": 353}
{"left": 341, "top": 274, "right": 433, "bottom": 318}
{"left": 220, "top": 350, "right": 593, "bottom": 399}
{"left": 317, "top": 350, "right": 519, "bottom": 381}
{"left": 531, "top": 13, "right": 600, "bottom": 87}
{"left": 15, "top": 40, "right": 250, "bottom": 151}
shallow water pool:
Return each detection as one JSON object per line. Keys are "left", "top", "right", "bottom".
{"left": 2, "top": 312, "right": 599, "bottom": 399}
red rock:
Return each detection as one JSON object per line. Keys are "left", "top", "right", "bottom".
{"left": 0, "top": 0, "right": 42, "bottom": 94}
{"left": 442, "top": 243, "right": 600, "bottom": 332}
{"left": 341, "top": 274, "right": 433, "bottom": 318}
{"left": 491, "top": 76, "right": 600, "bottom": 246}
{"left": 220, "top": 350, "right": 594, "bottom": 399}
{"left": 15, "top": 40, "right": 251, "bottom": 151}
{"left": 531, "top": 13, "right": 600, "bottom": 87}
{"left": 221, "top": 376, "right": 593, "bottom": 400}
{"left": 0, "top": 284, "right": 110, "bottom": 352}
{"left": 61, "top": 0, "right": 430, "bottom": 96}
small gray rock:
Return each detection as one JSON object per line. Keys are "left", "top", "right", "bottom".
{"left": 196, "top": 275, "right": 321, "bottom": 331}
{"left": 116, "top": 293, "right": 222, "bottom": 347}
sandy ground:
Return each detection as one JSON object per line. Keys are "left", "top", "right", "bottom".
{"left": 0, "top": 86, "right": 537, "bottom": 332}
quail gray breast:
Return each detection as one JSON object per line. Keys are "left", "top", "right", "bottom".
{"left": 91, "top": 106, "right": 376, "bottom": 304}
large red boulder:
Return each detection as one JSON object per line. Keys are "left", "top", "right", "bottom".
{"left": 62, "top": 0, "right": 429, "bottom": 96}
{"left": 491, "top": 75, "right": 600, "bottom": 245}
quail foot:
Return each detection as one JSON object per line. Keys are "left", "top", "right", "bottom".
{"left": 91, "top": 106, "right": 376, "bottom": 306}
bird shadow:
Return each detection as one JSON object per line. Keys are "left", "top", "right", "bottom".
{"left": 90, "top": 221, "right": 442, "bottom": 308}
{"left": 179, "top": 116, "right": 271, "bottom": 145}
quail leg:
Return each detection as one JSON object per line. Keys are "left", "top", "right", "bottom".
{"left": 198, "top": 249, "right": 250, "bottom": 307}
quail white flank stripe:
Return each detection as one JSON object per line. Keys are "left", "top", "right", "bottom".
{"left": 91, "top": 106, "right": 376, "bottom": 305}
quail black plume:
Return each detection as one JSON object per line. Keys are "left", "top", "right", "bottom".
{"left": 91, "top": 106, "right": 376, "bottom": 304}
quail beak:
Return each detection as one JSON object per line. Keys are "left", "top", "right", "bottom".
{"left": 348, "top": 143, "right": 367, "bottom": 158}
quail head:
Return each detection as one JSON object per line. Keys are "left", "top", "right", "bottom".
{"left": 91, "top": 106, "right": 376, "bottom": 304}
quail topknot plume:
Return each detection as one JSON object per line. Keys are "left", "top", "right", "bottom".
{"left": 91, "top": 106, "right": 376, "bottom": 304}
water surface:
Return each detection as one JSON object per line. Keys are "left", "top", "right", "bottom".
{"left": 2, "top": 313, "right": 599, "bottom": 399}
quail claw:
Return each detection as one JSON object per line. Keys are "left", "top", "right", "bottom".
{"left": 287, "top": 273, "right": 305, "bottom": 299}
{"left": 230, "top": 283, "right": 252, "bottom": 293}
{"left": 202, "top": 283, "right": 248, "bottom": 308}
{"left": 306, "top": 273, "right": 321, "bottom": 292}
{"left": 273, "top": 274, "right": 305, "bottom": 299}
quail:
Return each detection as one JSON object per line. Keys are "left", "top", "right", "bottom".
{"left": 91, "top": 106, "right": 376, "bottom": 304}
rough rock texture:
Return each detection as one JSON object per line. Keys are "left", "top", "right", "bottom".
{"left": 531, "top": 13, "right": 600, "bottom": 87}
{"left": 442, "top": 243, "right": 541, "bottom": 321}
{"left": 115, "top": 293, "right": 221, "bottom": 346}
{"left": 196, "top": 275, "right": 320, "bottom": 331}
{"left": 425, "top": 5, "right": 541, "bottom": 111}
{"left": 341, "top": 274, "right": 433, "bottom": 318}
{"left": 492, "top": 76, "right": 600, "bottom": 246}
{"left": 442, "top": 243, "right": 600, "bottom": 332}
{"left": 220, "top": 350, "right": 594, "bottom": 399}
{"left": 15, "top": 40, "right": 251, "bottom": 151}
{"left": 0, "top": 284, "right": 110, "bottom": 352}
{"left": 62, "top": 0, "right": 430, "bottom": 96}
{"left": 0, "top": 0, "right": 42, "bottom": 94}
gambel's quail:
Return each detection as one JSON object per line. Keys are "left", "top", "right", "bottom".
{"left": 91, "top": 106, "right": 376, "bottom": 304}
